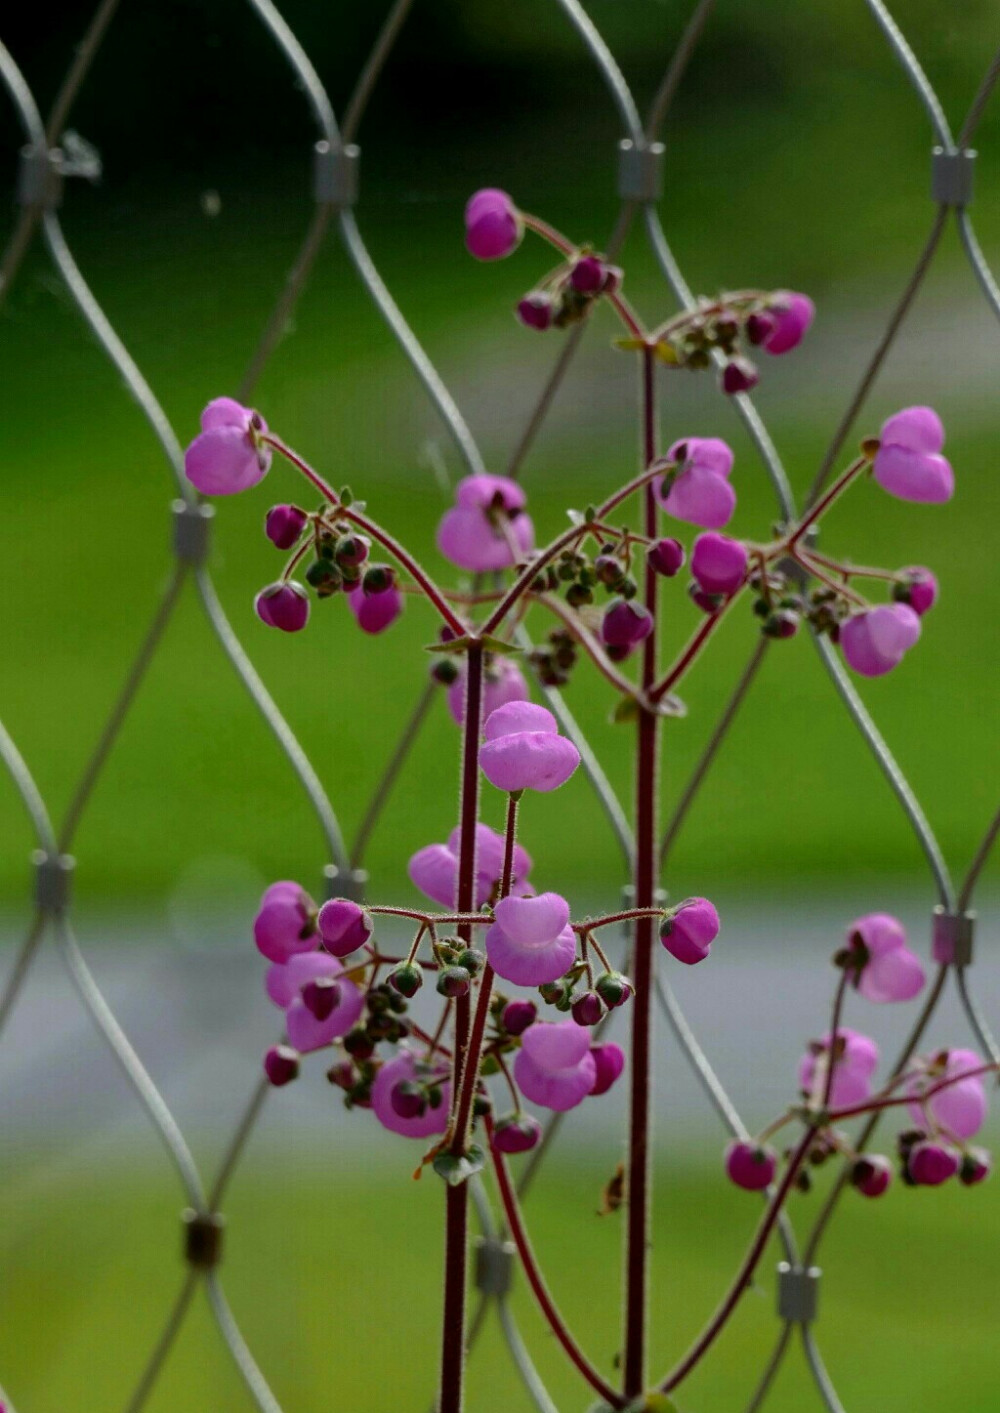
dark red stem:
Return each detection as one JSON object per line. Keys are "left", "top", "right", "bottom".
{"left": 659, "top": 1127, "right": 815, "bottom": 1393}
{"left": 623, "top": 346, "right": 660, "bottom": 1399}
{"left": 489, "top": 1129, "right": 623, "bottom": 1407}
{"left": 438, "top": 642, "right": 484, "bottom": 1413}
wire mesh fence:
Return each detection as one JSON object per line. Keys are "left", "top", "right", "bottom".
{"left": 1, "top": 1, "right": 999, "bottom": 1409}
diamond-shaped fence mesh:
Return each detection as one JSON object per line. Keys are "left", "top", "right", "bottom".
{"left": 1, "top": 1, "right": 998, "bottom": 1409}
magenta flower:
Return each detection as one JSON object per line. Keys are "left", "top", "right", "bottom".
{"left": 873, "top": 407, "right": 953, "bottom": 503}
{"left": 601, "top": 598, "right": 653, "bottom": 650}
{"left": 465, "top": 189, "right": 523, "bottom": 261}
{"left": 908, "top": 1140, "right": 960, "bottom": 1187}
{"left": 895, "top": 566, "right": 938, "bottom": 617}
{"left": 265, "top": 949, "right": 344, "bottom": 1007}
{"left": 762, "top": 292, "right": 815, "bottom": 355}
{"left": 659, "top": 897, "right": 720, "bottom": 966}
{"left": 316, "top": 898, "right": 372, "bottom": 957}
{"left": 255, "top": 582, "right": 310, "bottom": 633}
{"left": 907, "top": 1049, "right": 987, "bottom": 1140}
{"left": 690, "top": 532, "right": 749, "bottom": 597}
{"left": 517, "top": 293, "right": 554, "bottom": 331}
{"left": 492, "top": 1114, "right": 542, "bottom": 1154}
{"left": 185, "top": 397, "right": 271, "bottom": 496}
{"left": 347, "top": 574, "right": 405, "bottom": 635}
{"left": 485, "top": 892, "right": 576, "bottom": 986}
{"left": 851, "top": 1155, "right": 893, "bottom": 1198}
{"left": 264, "top": 1045, "right": 300, "bottom": 1087}
{"left": 657, "top": 438, "right": 736, "bottom": 529}
{"left": 725, "top": 1140, "right": 777, "bottom": 1191}
{"left": 286, "top": 975, "right": 364, "bottom": 1052}
{"left": 589, "top": 1043, "right": 626, "bottom": 1096}
{"left": 372, "top": 1050, "right": 451, "bottom": 1138}
{"left": 409, "top": 823, "right": 533, "bottom": 909}
{"left": 253, "top": 881, "right": 315, "bottom": 963}
{"left": 840, "top": 604, "right": 920, "bottom": 678}
{"left": 264, "top": 503, "right": 307, "bottom": 549}
{"left": 848, "top": 912, "right": 925, "bottom": 1003}
{"left": 800, "top": 1028, "right": 879, "bottom": 1109}
{"left": 448, "top": 656, "right": 529, "bottom": 726}
{"left": 648, "top": 537, "right": 686, "bottom": 577}
{"left": 513, "top": 1020, "right": 597, "bottom": 1112}
{"left": 479, "top": 701, "right": 580, "bottom": 794}
{"left": 437, "top": 475, "right": 534, "bottom": 573}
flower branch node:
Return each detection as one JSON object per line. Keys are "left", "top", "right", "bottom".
{"left": 172, "top": 498, "right": 214, "bottom": 567}
{"left": 776, "top": 1261, "right": 821, "bottom": 1324}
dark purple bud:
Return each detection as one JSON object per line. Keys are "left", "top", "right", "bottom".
{"left": 762, "top": 609, "right": 800, "bottom": 639}
{"left": 301, "top": 976, "right": 341, "bottom": 1021}
{"left": 263, "top": 1044, "right": 300, "bottom": 1087}
{"left": 254, "top": 582, "right": 310, "bottom": 633}
{"left": 265, "top": 504, "right": 307, "bottom": 550}
{"left": 745, "top": 311, "right": 776, "bottom": 347}
{"left": 601, "top": 598, "right": 653, "bottom": 649}
{"left": 648, "top": 537, "right": 686, "bottom": 577}
{"left": 502, "top": 999, "right": 537, "bottom": 1036}
{"left": 720, "top": 357, "right": 760, "bottom": 395}
{"left": 362, "top": 563, "right": 397, "bottom": 596}
{"left": 688, "top": 582, "right": 725, "bottom": 615}
{"left": 571, "top": 991, "right": 604, "bottom": 1027}
{"left": 492, "top": 1114, "right": 542, "bottom": 1154}
{"left": 569, "top": 255, "right": 606, "bottom": 293}
{"left": 516, "top": 293, "right": 554, "bottom": 331}
{"left": 850, "top": 1154, "right": 892, "bottom": 1198}
{"left": 908, "top": 1140, "right": 960, "bottom": 1187}
{"left": 589, "top": 1042, "right": 626, "bottom": 1096}
{"left": 960, "top": 1147, "right": 991, "bottom": 1186}
{"left": 725, "top": 1140, "right": 777, "bottom": 1191}
{"left": 437, "top": 966, "right": 472, "bottom": 999}
{"left": 594, "top": 971, "right": 634, "bottom": 1009}
{"left": 343, "top": 1027, "right": 375, "bottom": 1060}
{"left": 327, "top": 1060, "right": 356, "bottom": 1090}
{"left": 334, "top": 534, "right": 370, "bottom": 569}
{"left": 390, "top": 1080, "right": 428, "bottom": 1120}
{"left": 893, "top": 566, "right": 938, "bottom": 618}
{"left": 387, "top": 963, "right": 423, "bottom": 999}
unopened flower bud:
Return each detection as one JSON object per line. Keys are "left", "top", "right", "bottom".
{"left": 571, "top": 990, "right": 604, "bottom": 1027}
{"left": 502, "top": 999, "right": 537, "bottom": 1035}
{"left": 343, "top": 1028, "right": 375, "bottom": 1060}
{"left": 264, "top": 1044, "right": 300, "bottom": 1087}
{"left": 390, "top": 1080, "right": 427, "bottom": 1120}
{"left": 492, "top": 1113, "right": 543, "bottom": 1154}
{"left": 720, "top": 357, "right": 759, "bottom": 395}
{"left": 762, "top": 609, "right": 800, "bottom": 639}
{"left": 306, "top": 558, "right": 344, "bottom": 597}
{"left": 388, "top": 963, "right": 423, "bottom": 998}
{"left": 594, "top": 971, "right": 634, "bottom": 1009}
{"left": 725, "top": 1140, "right": 777, "bottom": 1191}
{"left": 255, "top": 582, "right": 310, "bottom": 633}
{"left": 437, "top": 966, "right": 472, "bottom": 999}
{"left": 850, "top": 1154, "right": 892, "bottom": 1198}
{"left": 362, "top": 564, "right": 396, "bottom": 596}
{"left": 517, "top": 293, "right": 554, "bottom": 331}
{"left": 908, "top": 1140, "right": 960, "bottom": 1186}
{"left": 301, "top": 976, "right": 341, "bottom": 1021}
{"left": 648, "top": 537, "right": 686, "bottom": 577}
{"left": 431, "top": 657, "right": 461, "bottom": 686}
{"left": 569, "top": 255, "right": 605, "bottom": 293}
{"left": 265, "top": 504, "right": 307, "bottom": 549}
{"left": 745, "top": 311, "right": 776, "bottom": 346}
{"left": 960, "top": 1147, "right": 991, "bottom": 1186}
{"left": 457, "top": 948, "right": 484, "bottom": 976}
{"left": 333, "top": 533, "right": 370, "bottom": 569}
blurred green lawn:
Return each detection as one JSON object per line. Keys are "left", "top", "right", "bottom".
{"left": 2, "top": 1153, "right": 997, "bottom": 1411}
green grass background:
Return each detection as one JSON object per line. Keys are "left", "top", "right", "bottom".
{"left": 2, "top": 1152, "right": 998, "bottom": 1412}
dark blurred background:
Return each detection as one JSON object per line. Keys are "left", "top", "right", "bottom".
{"left": 2, "top": 4, "right": 999, "bottom": 1409}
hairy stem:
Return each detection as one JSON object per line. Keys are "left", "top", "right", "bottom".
{"left": 623, "top": 346, "right": 660, "bottom": 1398}
{"left": 438, "top": 643, "right": 484, "bottom": 1413}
